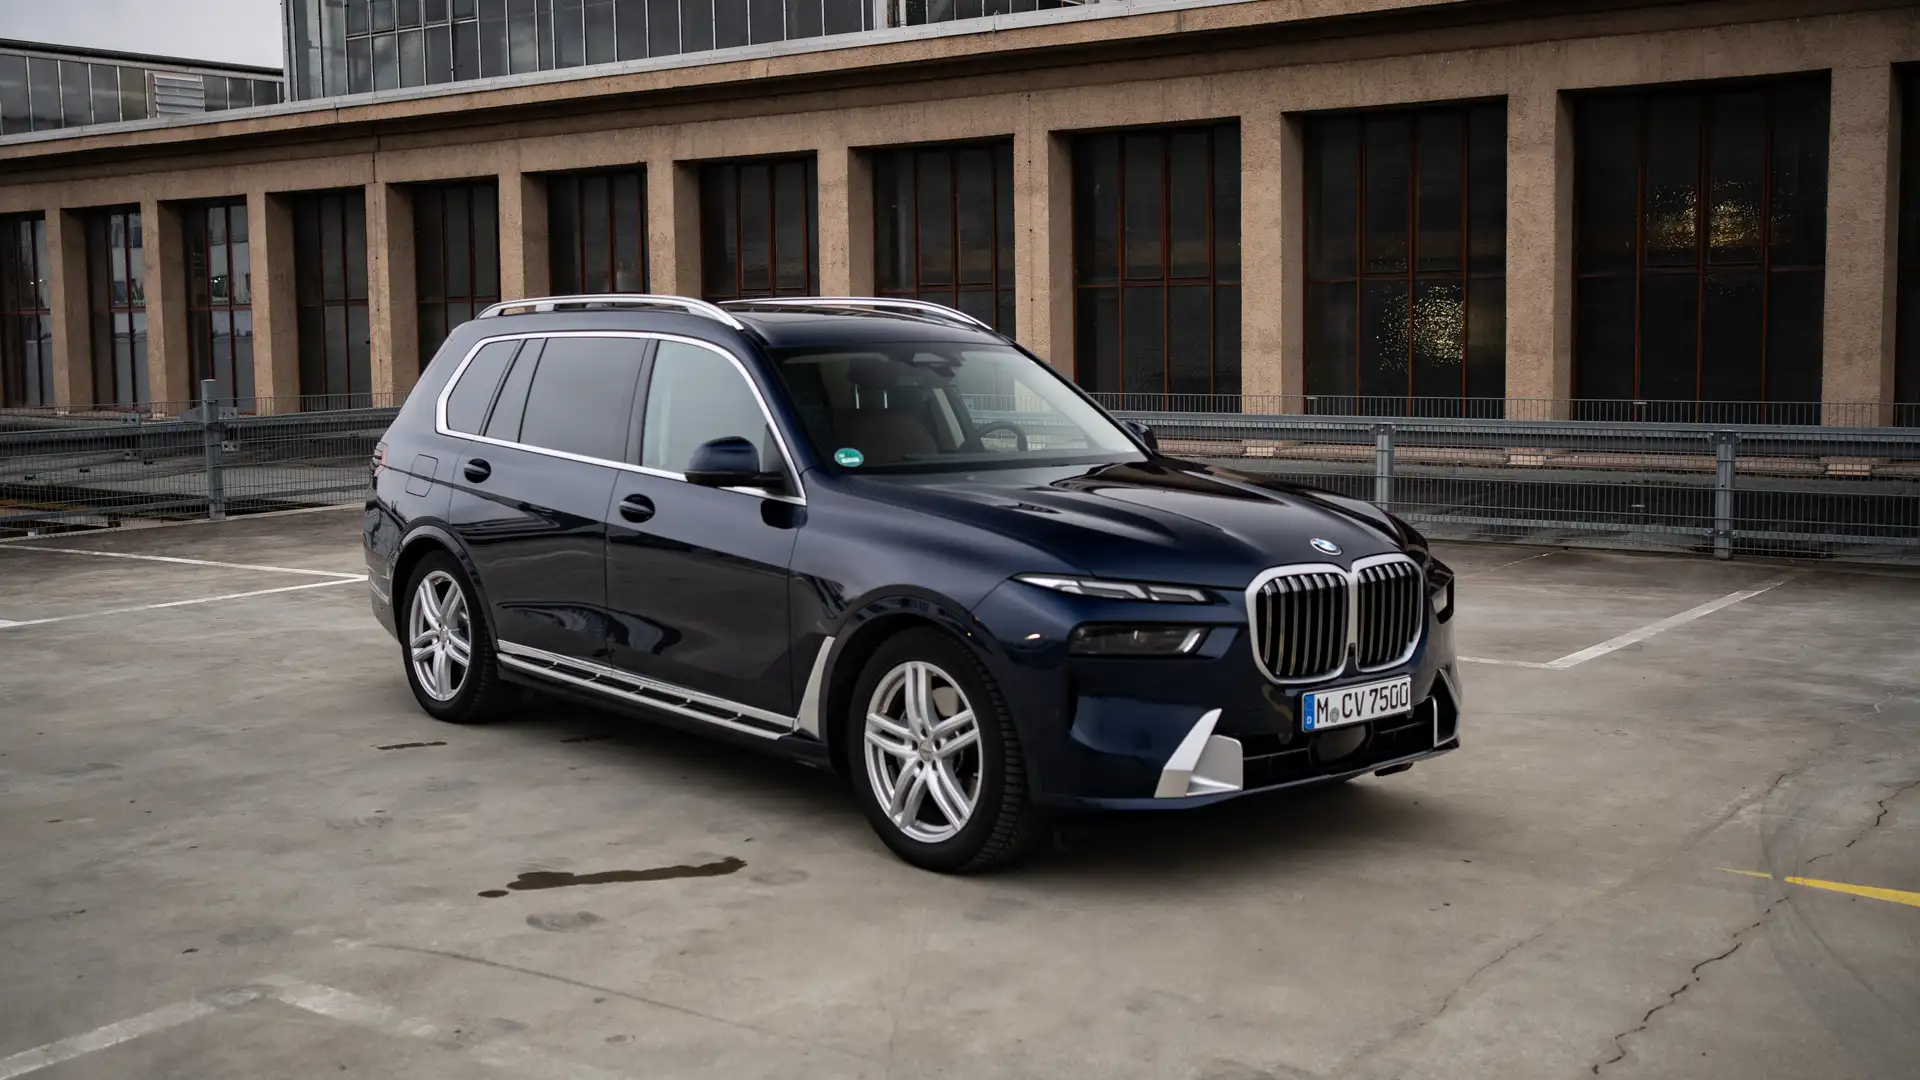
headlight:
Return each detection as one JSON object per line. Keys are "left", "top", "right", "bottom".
{"left": 1015, "top": 574, "right": 1212, "bottom": 604}
{"left": 1069, "top": 625, "right": 1208, "bottom": 656}
{"left": 1428, "top": 558, "right": 1455, "bottom": 622}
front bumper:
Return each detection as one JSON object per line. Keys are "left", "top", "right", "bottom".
{"left": 970, "top": 576, "right": 1463, "bottom": 810}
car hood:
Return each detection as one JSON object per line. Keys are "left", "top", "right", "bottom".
{"left": 842, "top": 458, "right": 1409, "bottom": 589}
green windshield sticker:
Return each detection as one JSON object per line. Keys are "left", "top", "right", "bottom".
{"left": 834, "top": 447, "right": 865, "bottom": 468}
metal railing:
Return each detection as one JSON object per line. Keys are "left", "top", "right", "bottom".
{"left": 5, "top": 387, "right": 1918, "bottom": 566}
{"left": 0, "top": 380, "right": 397, "bottom": 537}
{"left": 1096, "top": 396, "right": 1920, "bottom": 565}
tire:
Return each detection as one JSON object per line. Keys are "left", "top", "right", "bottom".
{"left": 399, "top": 551, "right": 513, "bottom": 724}
{"left": 846, "top": 628, "right": 1042, "bottom": 872}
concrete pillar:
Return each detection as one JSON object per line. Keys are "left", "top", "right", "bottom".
{"left": 1240, "top": 111, "right": 1299, "bottom": 411}
{"left": 499, "top": 170, "right": 550, "bottom": 300}
{"left": 141, "top": 198, "right": 193, "bottom": 412}
{"left": 1503, "top": 81, "right": 1575, "bottom": 420}
{"left": 1821, "top": 64, "right": 1901, "bottom": 424}
{"left": 44, "top": 208, "right": 93, "bottom": 410}
{"left": 249, "top": 191, "right": 300, "bottom": 412}
{"left": 1013, "top": 122, "right": 1073, "bottom": 374}
{"left": 817, "top": 145, "right": 872, "bottom": 296}
{"left": 367, "top": 181, "right": 419, "bottom": 401}
{"left": 649, "top": 160, "right": 703, "bottom": 297}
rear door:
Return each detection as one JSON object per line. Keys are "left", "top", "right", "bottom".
{"left": 445, "top": 333, "right": 647, "bottom": 663}
{"left": 605, "top": 338, "right": 803, "bottom": 721}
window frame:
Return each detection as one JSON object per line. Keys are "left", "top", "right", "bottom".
{"left": 1570, "top": 75, "right": 1830, "bottom": 423}
{"left": 1301, "top": 100, "right": 1507, "bottom": 416}
{"left": 0, "top": 212, "right": 53, "bottom": 408}
{"left": 433, "top": 330, "right": 807, "bottom": 503}
{"left": 414, "top": 179, "right": 502, "bottom": 369}
{"left": 871, "top": 140, "right": 1016, "bottom": 335}
{"left": 546, "top": 167, "right": 650, "bottom": 295}
{"left": 697, "top": 155, "right": 819, "bottom": 302}
{"left": 185, "top": 197, "right": 256, "bottom": 407}
{"left": 87, "top": 206, "right": 149, "bottom": 408}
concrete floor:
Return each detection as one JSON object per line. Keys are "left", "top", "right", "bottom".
{"left": 1, "top": 507, "right": 1916, "bottom": 1080}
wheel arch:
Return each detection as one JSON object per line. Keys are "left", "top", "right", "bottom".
{"left": 390, "top": 524, "right": 485, "bottom": 632}
{"left": 818, "top": 594, "right": 1003, "bottom": 782}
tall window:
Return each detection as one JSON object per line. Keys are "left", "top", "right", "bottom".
{"left": 1896, "top": 69, "right": 1920, "bottom": 427}
{"left": 901, "top": 0, "right": 1076, "bottom": 26}
{"left": 186, "top": 199, "right": 255, "bottom": 406}
{"left": 295, "top": 191, "right": 373, "bottom": 407}
{"left": 1305, "top": 103, "right": 1506, "bottom": 415}
{"left": 548, "top": 169, "right": 648, "bottom": 294}
{"left": 0, "top": 47, "right": 267, "bottom": 133}
{"left": 699, "top": 158, "right": 818, "bottom": 301}
{"left": 1072, "top": 124, "right": 1241, "bottom": 405}
{"left": 86, "top": 208, "right": 149, "bottom": 407}
{"left": 874, "top": 142, "right": 1015, "bottom": 334}
{"left": 1574, "top": 78, "right": 1829, "bottom": 423}
{"left": 0, "top": 215, "right": 52, "bottom": 408}
{"left": 415, "top": 180, "right": 500, "bottom": 367}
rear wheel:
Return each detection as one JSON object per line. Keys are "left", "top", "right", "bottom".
{"left": 400, "top": 552, "right": 512, "bottom": 723}
{"left": 847, "top": 629, "right": 1041, "bottom": 872}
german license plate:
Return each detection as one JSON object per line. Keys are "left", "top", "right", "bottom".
{"left": 1303, "top": 676, "right": 1413, "bottom": 732}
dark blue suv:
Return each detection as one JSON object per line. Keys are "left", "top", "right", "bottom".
{"left": 365, "top": 295, "right": 1463, "bottom": 871}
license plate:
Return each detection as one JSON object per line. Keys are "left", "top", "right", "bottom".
{"left": 1303, "top": 676, "right": 1413, "bottom": 732}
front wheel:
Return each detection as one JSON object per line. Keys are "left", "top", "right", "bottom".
{"left": 847, "top": 629, "right": 1041, "bottom": 872}
{"left": 400, "top": 552, "right": 512, "bottom": 723}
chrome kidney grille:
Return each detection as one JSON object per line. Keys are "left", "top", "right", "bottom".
{"left": 1253, "top": 572, "right": 1349, "bottom": 680}
{"left": 1249, "top": 555, "right": 1424, "bottom": 683}
{"left": 1355, "top": 559, "right": 1423, "bottom": 669}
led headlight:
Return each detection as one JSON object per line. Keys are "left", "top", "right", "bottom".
{"left": 1015, "top": 575, "right": 1212, "bottom": 604}
{"left": 1069, "top": 625, "right": 1208, "bottom": 656}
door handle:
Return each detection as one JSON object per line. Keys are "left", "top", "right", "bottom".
{"left": 618, "top": 494, "right": 656, "bottom": 523}
{"left": 463, "top": 458, "right": 492, "bottom": 483}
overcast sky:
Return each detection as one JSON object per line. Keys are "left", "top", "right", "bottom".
{"left": 4, "top": 0, "right": 284, "bottom": 69}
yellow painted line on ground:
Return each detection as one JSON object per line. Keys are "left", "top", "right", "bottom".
{"left": 1720, "top": 868, "right": 1920, "bottom": 909}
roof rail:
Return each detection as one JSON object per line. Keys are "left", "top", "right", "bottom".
{"left": 720, "top": 296, "right": 994, "bottom": 331}
{"left": 476, "top": 294, "right": 746, "bottom": 330}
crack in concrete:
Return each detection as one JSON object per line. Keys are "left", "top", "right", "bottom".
{"left": 1804, "top": 776, "right": 1919, "bottom": 867}
{"left": 1590, "top": 896, "right": 1786, "bottom": 1076}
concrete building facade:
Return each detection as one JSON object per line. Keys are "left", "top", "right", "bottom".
{"left": 0, "top": 0, "right": 1914, "bottom": 423}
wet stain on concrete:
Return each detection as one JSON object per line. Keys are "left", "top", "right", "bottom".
{"left": 478, "top": 890, "right": 509, "bottom": 898}
{"left": 526, "top": 911, "right": 603, "bottom": 932}
{"left": 559, "top": 734, "right": 611, "bottom": 744}
{"left": 377, "top": 741, "right": 446, "bottom": 750}
{"left": 479, "top": 857, "right": 744, "bottom": 896}
{"left": 749, "top": 867, "right": 809, "bottom": 886}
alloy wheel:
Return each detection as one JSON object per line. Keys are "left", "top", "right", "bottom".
{"left": 862, "top": 660, "right": 983, "bottom": 843}
{"left": 408, "top": 569, "right": 472, "bottom": 702}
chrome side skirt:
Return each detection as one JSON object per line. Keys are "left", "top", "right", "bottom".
{"left": 498, "top": 641, "right": 797, "bottom": 740}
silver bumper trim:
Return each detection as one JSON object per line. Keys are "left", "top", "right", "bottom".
{"left": 1153, "top": 708, "right": 1244, "bottom": 799}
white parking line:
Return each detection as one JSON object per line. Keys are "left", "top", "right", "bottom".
{"left": 1461, "top": 573, "right": 1798, "bottom": 671}
{"left": 0, "top": 576, "right": 366, "bottom": 630}
{"left": 0, "top": 999, "right": 221, "bottom": 1079}
{"left": 0, "top": 544, "right": 362, "bottom": 579}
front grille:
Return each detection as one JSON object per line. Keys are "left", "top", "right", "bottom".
{"left": 1356, "top": 559, "right": 1423, "bottom": 668}
{"left": 1250, "top": 556, "right": 1425, "bottom": 682}
{"left": 1253, "top": 571, "right": 1349, "bottom": 680}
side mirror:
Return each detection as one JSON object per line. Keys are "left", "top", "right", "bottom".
{"left": 684, "top": 436, "right": 781, "bottom": 490}
{"left": 1125, "top": 420, "right": 1159, "bottom": 451}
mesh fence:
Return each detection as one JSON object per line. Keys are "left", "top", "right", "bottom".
{"left": 4, "top": 388, "right": 1917, "bottom": 565}
{"left": 1099, "top": 396, "right": 1920, "bottom": 566}
{"left": 0, "top": 390, "right": 400, "bottom": 538}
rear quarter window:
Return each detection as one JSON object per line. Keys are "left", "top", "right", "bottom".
{"left": 442, "top": 339, "right": 520, "bottom": 434}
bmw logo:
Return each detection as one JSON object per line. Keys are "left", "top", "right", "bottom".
{"left": 1310, "top": 538, "right": 1342, "bottom": 556}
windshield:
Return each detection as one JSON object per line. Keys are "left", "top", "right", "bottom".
{"left": 767, "top": 342, "right": 1146, "bottom": 473}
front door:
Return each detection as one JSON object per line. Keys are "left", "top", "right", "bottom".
{"left": 605, "top": 339, "right": 801, "bottom": 720}
{"left": 446, "top": 334, "right": 647, "bottom": 662}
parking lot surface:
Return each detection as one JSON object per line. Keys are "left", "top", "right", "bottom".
{"left": 1, "top": 507, "right": 1916, "bottom": 1080}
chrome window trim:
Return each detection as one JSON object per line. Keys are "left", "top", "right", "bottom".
{"left": 1243, "top": 553, "right": 1425, "bottom": 686}
{"left": 433, "top": 329, "right": 807, "bottom": 505}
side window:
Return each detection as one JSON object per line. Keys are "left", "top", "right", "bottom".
{"left": 642, "top": 341, "right": 775, "bottom": 474}
{"left": 516, "top": 336, "right": 646, "bottom": 462}
{"left": 483, "top": 338, "right": 541, "bottom": 443}
{"left": 442, "top": 340, "right": 519, "bottom": 434}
